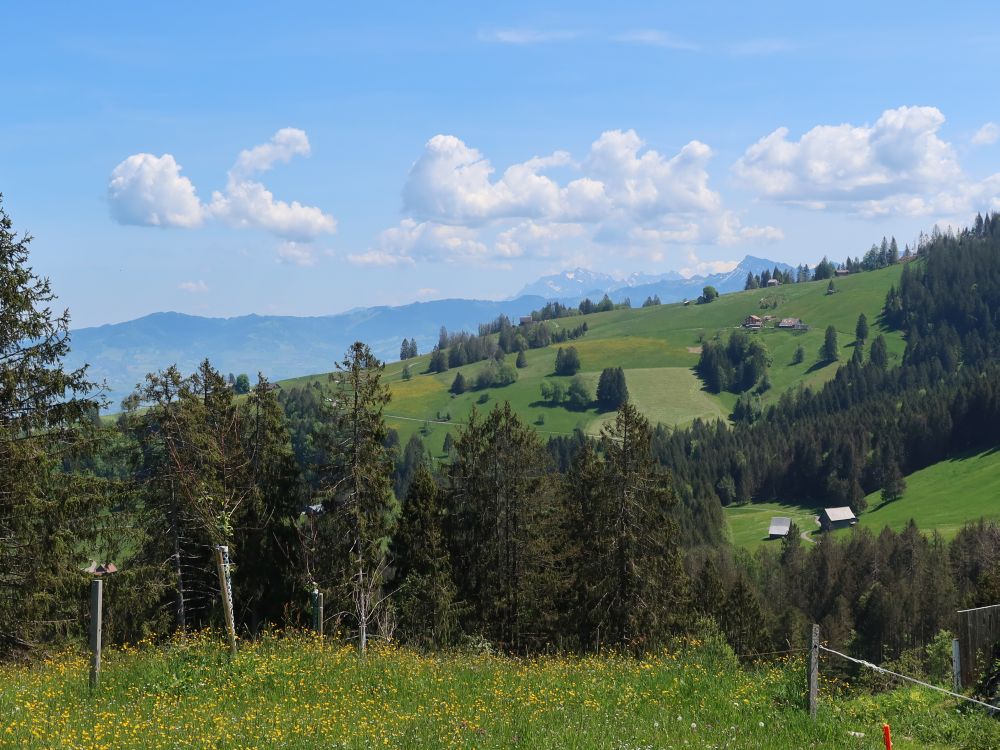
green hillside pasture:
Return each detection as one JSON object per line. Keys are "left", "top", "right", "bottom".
{"left": 849, "top": 448, "right": 1000, "bottom": 539}
{"left": 278, "top": 265, "right": 908, "bottom": 446}
{"left": 589, "top": 367, "right": 729, "bottom": 433}
{"left": 2, "top": 633, "right": 995, "bottom": 749}
{"left": 724, "top": 502, "right": 820, "bottom": 551}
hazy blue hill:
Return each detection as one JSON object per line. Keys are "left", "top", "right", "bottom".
{"left": 69, "top": 255, "right": 793, "bottom": 409}
{"left": 68, "top": 296, "right": 548, "bottom": 409}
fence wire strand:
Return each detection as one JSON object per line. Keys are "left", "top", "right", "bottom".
{"left": 819, "top": 645, "right": 1000, "bottom": 714}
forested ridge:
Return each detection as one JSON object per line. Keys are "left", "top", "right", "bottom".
{"left": 2, "top": 194, "right": 1000, "bottom": 690}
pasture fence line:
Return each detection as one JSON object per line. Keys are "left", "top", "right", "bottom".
{"left": 807, "top": 623, "right": 1000, "bottom": 720}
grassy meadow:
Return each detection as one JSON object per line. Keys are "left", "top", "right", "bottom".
{"left": 280, "top": 264, "right": 906, "bottom": 451}
{"left": 2, "top": 631, "right": 997, "bottom": 749}
{"left": 724, "top": 449, "right": 1000, "bottom": 551}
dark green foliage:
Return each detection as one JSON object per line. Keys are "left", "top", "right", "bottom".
{"left": 565, "top": 376, "right": 592, "bottom": 410}
{"left": 641, "top": 294, "right": 662, "bottom": 306}
{"left": 234, "top": 373, "right": 250, "bottom": 394}
{"left": 428, "top": 348, "right": 448, "bottom": 373}
{"left": 554, "top": 346, "right": 581, "bottom": 376}
{"left": 591, "top": 402, "right": 689, "bottom": 651}
{"left": 821, "top": 326, "right": 839, "bottom": 362}
{"left": 869, "top": 335, "right": 888, "bottom": 369}
{"left": 311, "top": 343, "right": 396, "bottom": 651}
{"left": 855, "top": 313, "right": 869, "bottom": 343}
{"left": 698, "top": 285, "right": 718, "bottom": 304}
{"left": 595, "top": 367, "right": 628, "bottom": 411}
{"left": 515, "top": 350, "right": 527, "bottom": 368}
{"left": 813, "top": 256, "right": 835, "bottom": 280}
{"left": 0, "top": 197, "right": 105, "bottom": 653}
{"left": 696, "top": 331, "right": 770, "bottom": 394}
{"left": 446, "top": 404, "right": 555, "bottom": 651}
{"left": 450, "top": 372, "right": 466, "bottom": 394}
{"left": 399, "top": 338, "right": 417, "bottom": 360}
{"left": 392, "top": 465, "right": 458, "bottom": 647}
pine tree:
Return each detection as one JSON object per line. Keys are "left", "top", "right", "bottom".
{"left": 821, "top": 326, "right": 839, "bottom": 362}
{"left": 450, "top": 371, "right": 466, "bottom": 394}
{"left": 855, "top": 313, "right": 869, "bottom": 343}
{"left": 393, "top": 465, "right": 458, "bottom": 647}
{"left": 596, "top": 367, "right": 628, "bottom": 411}
{"left": 595, "top": 402, "right": 688, "bottom": 651}
{"left": 0, "top": 197, "right": 104, "bottom": 653}
{"left": 446, "top": 403, "right": 550, "bottom": 651}
{"left": 870, "top": 335, "right": 888, "bottom": 369}
{"left": 515, "top": 350, "right": 527, "bottom": 368}
{"left": 234, "top": 374, "right": 304, "bottom": 632}
{"left": 313, "top": 342, "right": 396, "bottom": 653}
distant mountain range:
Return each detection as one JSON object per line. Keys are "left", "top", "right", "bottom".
{"left": 517, "top": 256, "right": 791, "bottom": 303}
{"left": 67, "top": 255, "right": 793, "bottom": 409}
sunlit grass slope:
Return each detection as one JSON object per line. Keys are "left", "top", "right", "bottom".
{"left": 2, "top": 631, "right": 996, "bottom": 749}
{"left": 280, "top": 265, "right": 905, "bottom": 448}
{"left": 725, "top": 449, "right": 1000, "bottom": 551}
{"left": 850, "top": 448, "right": 1000, "bottom": 539}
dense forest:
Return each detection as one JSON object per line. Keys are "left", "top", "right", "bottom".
{"left": 2, "top": 194, "right": 1000, "bottom": 683}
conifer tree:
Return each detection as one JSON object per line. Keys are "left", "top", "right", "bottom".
{"left": 446, "top": 403, "right": 550, "bottom": 650}
{"left": 821, "top": 326, "right": 839, "bottom": 362}
{"left": 313, "top": 342, "right": 396, "bottom": 653}
{"left": 393, "top": 464, "right": 458, "bottom": 647}
{"left": 0, "top": 197, "right": 104, "bottom": 653}
{"left": 855, "top": 313, "right": 869, "bottom": 343}
{"left": 595, "top": 402, "right": 688, "bottom": 651}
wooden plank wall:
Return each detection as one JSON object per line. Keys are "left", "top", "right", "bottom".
{"left": 958, "top": 604, "right": 1000, "bottom": 688}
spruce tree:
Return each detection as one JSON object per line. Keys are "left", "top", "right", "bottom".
{"left": 0, "top": 197, "right": 103, "bottom": 653}
{"left": 446, "top": 403, "right": 550, "bottom": 651}
{"left": 595, "top": 402, "right": 688, "bottom": 651}
{"left": 515, "top": 350, "right": 527, "bottom": 368}
{"left": 821, "top": 326, "right": 839, "bottom": 362}
{"left": 393, "top": 464, "right": 458, "bottom": 647}
{"left": 313, "top": 342, "right": 396, "bottom": 653}
{"left": 855, "top": 313, "right": 869, "bottom": 343}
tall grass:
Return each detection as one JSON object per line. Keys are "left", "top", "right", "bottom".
{"left": 1, "top": 630, "right": 996, "bottom": 749}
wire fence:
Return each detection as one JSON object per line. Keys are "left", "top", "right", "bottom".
{"left": 819, "top": 644, "right": 999, "bottom": 714}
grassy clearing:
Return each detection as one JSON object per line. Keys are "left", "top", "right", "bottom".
{"left": 850, "top": 448, "right": 1000, "bottom": 539}
{"left": 724, "top": 501, "right": 820, "bottom": 551}
{"left": 1, "top": 631, "right": 995, "bottom": 749}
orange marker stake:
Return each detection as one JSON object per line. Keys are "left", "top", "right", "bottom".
{"left": 882, "top": 723, "right": 892, "bottom": 750}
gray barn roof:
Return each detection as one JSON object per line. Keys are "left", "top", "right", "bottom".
{"left": 769, "top": 517, "right": 792, "bottom": 536}
{"left": 823, "top": 506, "right": 856, "bottom": 522}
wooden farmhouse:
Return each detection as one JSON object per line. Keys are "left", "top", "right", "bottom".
{"left": 743, "top": 314, "right": 763, "bottom": 329}
{"left": 820, "top": 506, "right": 857, "bottom": 531}
{"left": 768, "top": 517, "right": 792, "bottom": 539}
{"left": 766, "top": 278, "right": 780, "bottom": 287}
{"left": 778, "top": 317, "right": 806, "bottom": 330}
{"left": 519, "top": 316, "right": 533, "bottom": 326}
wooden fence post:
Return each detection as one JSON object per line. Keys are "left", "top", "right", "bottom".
{"left": 89, "top": 578, "right": 103, "bottom": 690}
{"left": 952, "top": 638, "right": 962, "bottom": 693}
{"left": 215, "top": 546, "right": 237, "bottom": 657}
{"left": 809, "top": 624, "right": 820, "bottom": 719}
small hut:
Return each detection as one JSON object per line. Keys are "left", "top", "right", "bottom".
{"left": 820, "top": 507, "right": 857, "bottom": 531}
{"left": 768, "top": 517, "right": 792, "bottom": 539}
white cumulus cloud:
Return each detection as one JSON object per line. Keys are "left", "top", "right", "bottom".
{"left": 735, "top": 106, "right": 1000, "bottom": 220}
{"left": 386, "top": 129, "right": 779, "bottom": 265}
{"left": 108, "top": 154, "right": 204, "bottom": 228}
{"left": 109, "top": 128, "right": 336, "bottom": 242}
{"left": 277, "top": 241, "right": 318, "bottom": 266}
{"left": 972, "top": 122, "right": 1000, "bottom": 146}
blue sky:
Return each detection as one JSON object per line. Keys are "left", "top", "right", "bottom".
{"left": 3, "top": 1, "right": 999, "bottom": 327}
